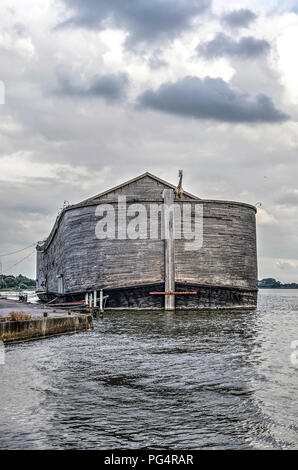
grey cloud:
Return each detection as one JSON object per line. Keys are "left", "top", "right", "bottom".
{"left": 148, "top": 50, "right": 168, "bottom": 69}
{"left": 148, "top": 56, "right": 167, "bottom": 69}
{"left": 198, "top": 33, "right": 270, "bottom": 59}
{"left": 59, "top": 0, "right": 211, "bottom": 49}
{"left": 0, "top": 178, "right": 78, "bottom": 278}
{"left": 276, "top": 261, "right": 298, "bottom": 273}
{"left": 1, "top": 0, "right": 297, "bottom": 283}
{"left": 222, "top": 9, "right": 257, "bottom": 28}
{"left": 276, "top": 191, "right": 298, "bottom": 206}
{"left": 57, "top": 73, "right": 129, "bottom": 102}
{"left": 137, "top": 76, "right": 289, "bottom": 123}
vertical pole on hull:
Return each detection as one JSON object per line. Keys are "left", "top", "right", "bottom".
{"left": 93, "top": 290, "right": 97, "bottom": 308}
{"left": 163, "top": 189, "right": 175, "bottom": 311}
{"left": 100, "top": 289, "right": 104, "bottom": 313}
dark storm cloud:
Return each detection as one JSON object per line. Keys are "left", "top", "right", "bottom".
{"left": 137, "top": 76, "right": 289, "bottom": 123}
{"left": 59, "top": 0, "right": 211, "bottom": 48}
{"left": 222, "top": 9, "right": 257, "bottom": 28}
{"left": 198, "top": 33, "right": 270, "bottom": 59}
{"left": 57, "top": 73, "right": 129, "bottom": 102}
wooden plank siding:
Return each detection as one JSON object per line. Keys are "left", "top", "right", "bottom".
{"left": 36, "top": 173, "right": 257, "bottom": 308}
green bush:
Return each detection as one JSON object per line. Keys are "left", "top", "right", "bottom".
{"left": 0, "top": 274, "right": 36, "bottom": 290}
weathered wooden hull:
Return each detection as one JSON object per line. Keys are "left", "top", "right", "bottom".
{"left": 37, "top": 282, "right": 257, "bottom": 310}
{"left": 36, "top": 173, "right": 258, "bottom": 310}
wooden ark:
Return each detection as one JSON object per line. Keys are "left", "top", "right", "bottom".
{"left": 36, "top": 172, "right": 258, "bottom": 310}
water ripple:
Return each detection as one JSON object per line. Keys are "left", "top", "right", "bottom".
{"left": 0, "top": 290, "right": 298, "bottom": 449}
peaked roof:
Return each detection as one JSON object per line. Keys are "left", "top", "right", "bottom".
{"left": 79, "top": 172, "right": 200, "bottom": 205}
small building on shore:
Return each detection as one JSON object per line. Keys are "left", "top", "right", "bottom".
{"left": 36, "top": 172, "right": 258, "bottom": 310}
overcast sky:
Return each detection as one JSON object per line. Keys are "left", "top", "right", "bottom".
{"left": 0, "top": 0, "right": 298, "bottom": 281}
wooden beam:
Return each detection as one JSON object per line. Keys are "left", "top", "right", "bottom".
{"left": 163, "top": 189, "right": 175, "bottom": 310}
{"left": 100, "top": 289, "right": 104, "bottom": 313}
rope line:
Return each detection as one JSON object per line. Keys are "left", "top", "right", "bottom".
{"left": 0, "top": 243, "right": 36, "bottom": 257}
{"left": 3, "top": 250, "right": 36, "bottom": 272}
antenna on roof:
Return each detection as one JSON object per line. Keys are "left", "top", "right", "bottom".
{"left": 175, "top": 170, "right": 183, "bottom": 199}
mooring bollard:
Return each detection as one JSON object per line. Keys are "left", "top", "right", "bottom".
{"left": 43, "top": 312, "right": 48, "bottom": 318}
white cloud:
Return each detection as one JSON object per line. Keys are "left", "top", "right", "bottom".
{"left": 256, "top": 208, "right": 278, "bottom": 225}
{"left": 275, "top": 19, "right": 298, "bottom": 104}
{"left": 276, "top": 259, "right": 298, "bottom": 272}
{"left": 0, "top": 152, "right": 111, "bottom": 191}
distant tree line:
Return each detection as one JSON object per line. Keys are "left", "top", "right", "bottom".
{"left": 0, "top": 274, "right": 36, "bottom": 290}
{"left": 258, "top": 278, "right": 298, "bottom": 289}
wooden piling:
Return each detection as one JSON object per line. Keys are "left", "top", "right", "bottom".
{"left": 100, "top": 289, "right": 104, "bottom": 313}
{"left": 162, "top": 189, "right": 175, "bottom": 311}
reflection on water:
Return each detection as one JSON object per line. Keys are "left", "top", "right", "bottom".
{"left": 0, "top": 290, "right": 297, "bottom": 449}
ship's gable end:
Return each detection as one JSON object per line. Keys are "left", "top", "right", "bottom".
{"left": 79, "top": 173, "right": 199, "bottom": 204}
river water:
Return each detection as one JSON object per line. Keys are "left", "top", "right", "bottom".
{"left": 0, "top": 289, "right": 297, "bottom": 450}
